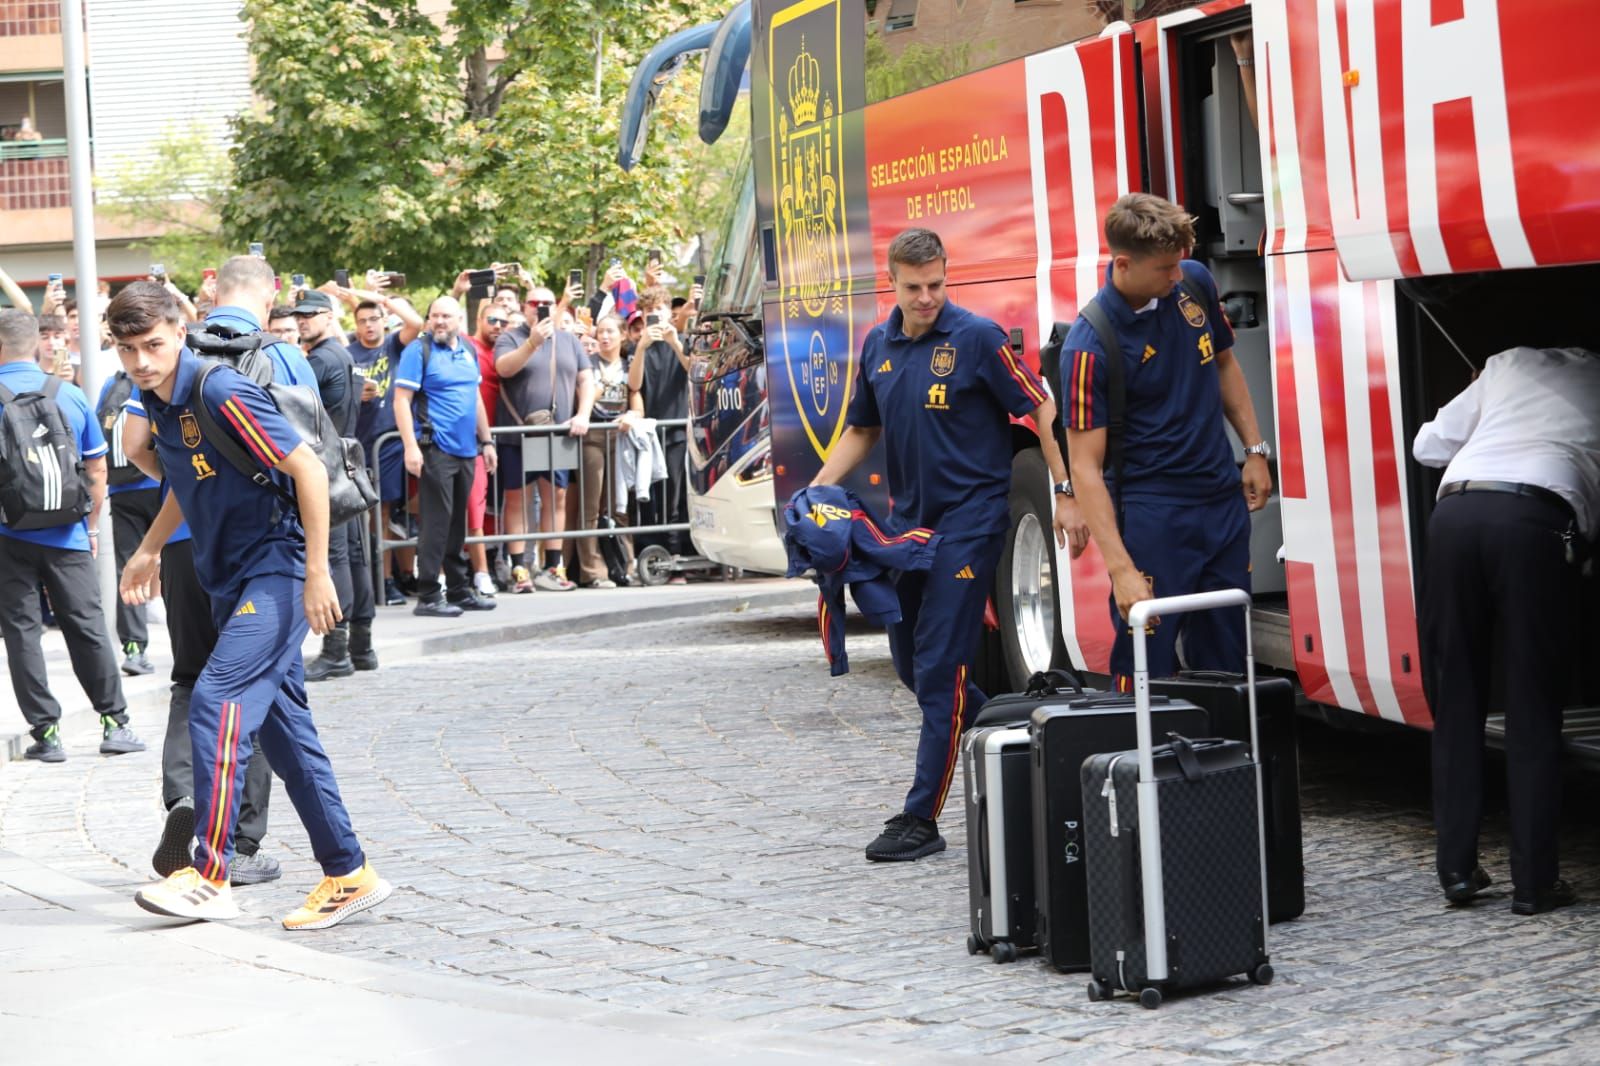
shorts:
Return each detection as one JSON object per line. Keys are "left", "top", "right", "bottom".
{"left": 369, "top": 437, "right": 406, "bottom": 503}
{"left": 495, "top": 435, "right": 572, "bottom": 489}
{"left": 468, "top": 455, "right": 487, "bottom": 530}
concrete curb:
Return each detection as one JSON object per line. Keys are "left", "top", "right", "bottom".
{"left": 2, "top": 582, "right": 817, "bottom": 765}
{"left": 0, "top": 849, "right": 974, "bottom": 1064}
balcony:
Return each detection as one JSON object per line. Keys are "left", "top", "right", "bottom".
{"left": 0, "top": 136, "right": 69, "bottom": 210}
{"left": 0, "top": 3, "right": 60, "bottom": 36}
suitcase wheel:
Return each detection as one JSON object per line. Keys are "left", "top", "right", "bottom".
{"left": 1138, "top": 987, "right": 1163, "bottom": 1010}
{"left": 1086, "top": 979, "right": 1114, "bottom": 1002}
{"left": 990, "top": 942, "right": 1018, "bottom": 964}
{"left": 1248, "top": 962, "right": 1275, "bottom": 986}
{"left": 966, "top": 934, "right": 985, "bottom": 956}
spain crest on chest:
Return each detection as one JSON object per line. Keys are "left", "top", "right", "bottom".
{"left": 930, "top": 345, "right": 956, "bottom": 378}
{"left": 179, "top": 411, "right": 202, "bottom": 449}
{"left": 1178, "top": 291, "right": 1207, "bottom": 328}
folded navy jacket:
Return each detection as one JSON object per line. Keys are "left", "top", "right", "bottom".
{"left": 783, "top": 485, "right": 941, "bottom": 676}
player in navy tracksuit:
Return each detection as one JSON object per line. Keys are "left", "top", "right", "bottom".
{"left": 812, "top": 228, "right": 1087, "bottom": 862}
{"left": 1063, "top": 193, "right": 1273, "bottom": 689}
{"left": 108, "top": 281, "right": 391, "bottom": 930}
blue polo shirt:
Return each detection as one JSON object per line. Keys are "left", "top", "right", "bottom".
{"left": 846, "top": 301, "right": 1048, "bottom": 537}
{"left": 0, "top": 362, "right": 105, "bottom": 551}
{"left": 97, "top": 373, "right": 158, "bottom": 495}
{"left": 395, "top": 334, "right": 481, "bottom": 459}
{"left": 1062, "top": 260, "right": 1237, "bottom": 502}
{"left": 140, "top": 347, "right": 305, "bottom": 604}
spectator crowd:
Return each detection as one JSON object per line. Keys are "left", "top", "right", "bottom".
{"left": 0, "top": 252, "right": 701, "bottom": 886}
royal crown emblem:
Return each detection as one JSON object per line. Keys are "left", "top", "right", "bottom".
{"left": 787, "top": 43, "right": 821, "bottom": 126}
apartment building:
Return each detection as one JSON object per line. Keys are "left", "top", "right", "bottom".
{"left": 0, "top": 0, "right": 252, "bottom": 308}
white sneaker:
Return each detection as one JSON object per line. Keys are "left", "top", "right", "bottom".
{"left": 473, "top": 571, "right": 497, "bottom": 598}
{"left": 134, "top": 866, "right": 240, "bottom": 921}
{"left": 146, "top": 596, "right": 167, "bottom": 626}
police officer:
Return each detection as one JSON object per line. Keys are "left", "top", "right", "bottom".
{"left": 1414, "top": 346, "right": 1600, "bottom": 916}
{"left": 1063, "top": 193, "right": 1273, "bottom": 689}
{"left": 0, "top": 309, "right": 144, "bottom": 762}
{"left": 395, "top": 296, "right": 498, "bottom": 616}
{"left": 811, "top": 228, "right": 1085, "bottom": 862}
{"left": 295, "top": 288, "right": 374, "bottom": 680}
{"left": 112, "top": 282, "right": 391, "bottom": 928}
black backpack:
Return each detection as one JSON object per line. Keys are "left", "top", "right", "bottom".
{"left": 97, "top": 371, "right": 145, "bottom": 488}
{"left": 184, "top": 325, "right": 380, "bottom": 527}
{"left": 0, "top": 376, "right": 93, "bottom": 531}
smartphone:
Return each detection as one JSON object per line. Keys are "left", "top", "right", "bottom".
{"left": 693, "top": 274, "right": 706, "bottom": 287}
{"left": 497, "top": 262, "right": 521, "bottom": 277}
{"left": 47, "top": 272, "right": 62, "bottom": 286}
{"left": 576, "top": 306, "right": 593, "bottom": 327}
{"left": 150, "top": 263, "right": 166, "bottom": 280}
{"left": 646, "top": 312, "right": 662, "bottom": 327}
{"left": 610, "top": 258, "right": 622, "bottom": 269}
{"left": 333, "top": 268, "right": 350, "bottom": 288}
{"left": 383, "top": 272, "right": 407, "bottom": 288}
{"left": 249, "top": 242, "right": 264, "bottom": 258}
{"left": 274, "top": 276, "right": 282, "bottom": 291}
{"left": 536, "top": 303, "right": 552, "bottom": 322}
{"left": 202, "top": 268, "right": 217, "bottom": 282}
{"left": 468, "top": 268, "right": 497, "bottom": 289}
{"left": 568, "top": 269, "right": 583, "bottom": 289}
{"left": 291, "top": 272, "right": 305, "bottom": 288}
{"left": 648, "top": 249, "right": 662, "bottom": 268}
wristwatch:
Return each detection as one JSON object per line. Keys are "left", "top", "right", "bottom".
{"left": 477, "top": 439, "right": 493, "bottom": 454}
{"left": 1053, "top": 479, "right": 1075, "bottom": 498}
{"left": 1244, "top": 440, "right": 1272, "bottom": 461}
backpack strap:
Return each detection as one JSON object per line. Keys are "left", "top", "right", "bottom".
{"left": 1077, "top": 295, "right": 1125, "bottom": 530}
{"left": 41, "top": 376, "right": 62, "bottom": 400}
{"left": 0, "top": 383, "right": 14, "bottom": 405}
{"left": 188, "top": 362, "right": 297, "bottom": 513}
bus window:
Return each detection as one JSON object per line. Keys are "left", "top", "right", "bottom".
{"left": 863, "top": 0, "right": 1116, "bottom": 105}
{"left": 704, "top": 144, "right": 761, "bottom": 315}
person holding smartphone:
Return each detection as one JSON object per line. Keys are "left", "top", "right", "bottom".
{"left": 626, "top": 287, "right": 692, "bottom": 567}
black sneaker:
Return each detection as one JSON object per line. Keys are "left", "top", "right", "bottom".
{"left": 865, "top": 812, "right": 946, "bottom": 863}
{"left": 447, "top": 591, "right": 498, "bottom": 611}
{"left": 413, "top": 596, "right": 464, "bottom": 619}
{"left": 230, "top": 850, "right": 283, "bottom": 886}
{"left": 121, "top": 642, "right": 154, "bottom": 676}
{"left": 24, "top": 727, "right": 65, "bottom": 763}
{"left": 1512, "top": 879, "right": 1577, "bottom": 916}
{"left": 384, "top": 578, "right": 407, "bottom": 607}
{"left": 152, "top": 797, "right": 195, "bottom": 877}
{"left": 100, "top": 716, "right": 146, "bottom": 755}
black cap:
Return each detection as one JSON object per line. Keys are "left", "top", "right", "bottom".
{"left": 292, "top": 290, "right": 335, "bottom": 314}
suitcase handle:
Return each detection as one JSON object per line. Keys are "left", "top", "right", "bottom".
{"left": 1024, "top": 668, "right": 1086, "bottom": 697}
{"left": 1165, "top": 733, "right": 1203, "bottom": 783}
{"left": 1126, "top": 588, "right": 1267, "bottom": 983}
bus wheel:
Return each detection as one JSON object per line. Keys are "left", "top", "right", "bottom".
{"left": 996, "top": 449, "right": 1065, "bottom": 691}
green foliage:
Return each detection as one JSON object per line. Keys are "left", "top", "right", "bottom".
{"left": 864, "top": 23, "right": 992, "bottom": 104}
{"left": 98, "top": 126, "right": 233, "bottom": 293}
{"left": 223, "top": 0, "right": 735, "bottom": 293}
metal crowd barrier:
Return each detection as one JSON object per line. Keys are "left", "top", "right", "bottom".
{"left": 366, "top": 418, "right": 691, "bottom": 591}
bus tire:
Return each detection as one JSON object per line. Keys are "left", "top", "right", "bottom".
{"left": 996, "top": 448, "right": 1067, "bottom": 692}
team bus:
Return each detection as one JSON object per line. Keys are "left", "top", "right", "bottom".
{"left": 622, "top": 0, "right": 1600, "bottom": 757}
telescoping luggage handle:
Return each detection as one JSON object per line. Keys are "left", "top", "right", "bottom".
{"left": 1125, "top": 588, "right": 1267, "bottom": 983}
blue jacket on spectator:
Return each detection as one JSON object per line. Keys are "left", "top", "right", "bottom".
{"left": 784, "top": 485, "right": 941, "bottom": 676}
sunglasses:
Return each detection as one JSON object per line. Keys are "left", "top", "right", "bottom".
{"left": 486, "top": 316, "right": 509, "bottom": 326}
{"left": 527, "top": 299, "right": 554, "bottom": 308}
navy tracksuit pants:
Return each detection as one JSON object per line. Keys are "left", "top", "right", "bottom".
{"left": 189, "top": 572, "right": 364, "bottom": 884}
{"left": 889, "top": 531, "right": 1005, "bottom": 821}
{"left": 1110, "top": 494, "right": 1251, "bottom": 688}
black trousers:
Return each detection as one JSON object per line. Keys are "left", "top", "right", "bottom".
{"left": 111, "top": 487, "right": 160, "bottom": 648}
{"left": 639, "top": 435, "right": 690, "bottom": 556}
{"left": 416, "top": 447, "right": 474, "bottom": 601}
{"left": 160, "top": 538, "right": 271, "bottom": 851}
{"left": 1421, "top": 491, "right": 1576, "bottom": 894}
{"left": 327, "top": 516, "right": 375, "bottom": 625}
{"left": 0, "top": 535, "right": 125, "bottom": 737}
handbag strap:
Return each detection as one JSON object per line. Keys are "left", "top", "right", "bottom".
{"left": 499, "top": 330, "right": 561, "bottom": 423}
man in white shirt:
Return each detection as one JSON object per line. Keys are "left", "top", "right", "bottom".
{"left": 1413, "top": 346, "right": 1600, "bottom": 917}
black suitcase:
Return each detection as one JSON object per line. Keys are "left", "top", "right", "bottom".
{"left": 969, "top": 669, "right": 1087, "bottom": 730}
{"left": 1030, "top": 693, "right": 1209, "bottom": 972}
{"left": 1149, "top": 672, "right": 1304, "bottom": 922}
{"left": 1081, "top": 590, "right": 1275, "bottom": 1009}
{"left": 962, "top": 724, "right": 1034, "bottom": 962}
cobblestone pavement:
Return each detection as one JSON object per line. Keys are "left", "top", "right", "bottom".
{"left": 2, "top": 605, "right": 1598, "bottom": 1062}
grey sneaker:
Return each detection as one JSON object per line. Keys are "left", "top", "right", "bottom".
{"left": 121, "top": 642, "right": 154, "bottom": 676}
{"left": 229, "top": 850, "right": 283, "bottom": 886}
{"left": 99, "top": 717, "right": 146, "bottom": 756}
{"left": 152, "top": 797, "right": 195, "bottom": 877}
{"left": 24, "top": 727, "right": 65, "bottom": 763}
{"left": 532, "top": 568, "right": 576, "bottom": 592}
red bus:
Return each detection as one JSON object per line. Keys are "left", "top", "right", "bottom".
{"left": 625, "top": 0, "right": 1600, "bottom": 755}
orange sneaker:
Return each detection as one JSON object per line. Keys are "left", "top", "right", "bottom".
{"left": 280, "top": 863, "right": 392, "bottom": 931}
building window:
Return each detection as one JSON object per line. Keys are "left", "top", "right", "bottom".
{"left": 884, "top": 0, "right": 917, "bottom": 32}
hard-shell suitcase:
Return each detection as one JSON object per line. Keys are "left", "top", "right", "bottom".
{"left": 1149, "top": 671, "right": 1304, "bottom": 922}
{"left": 962, "top": 725, "right": 1035, "bottom": 962}
{"left": 1030, "top": 692, "right": 1209, "bottom": 972}
{"left": 1081, "top": 590, "right": 1275, "bottom": 1009}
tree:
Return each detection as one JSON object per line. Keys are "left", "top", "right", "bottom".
{"left": 224, "top": 0, "right": 728, "bottom": 291}
{"left": 98, "top": 126, "right": 233, "bottom": 292}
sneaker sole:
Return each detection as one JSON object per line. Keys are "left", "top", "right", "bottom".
{"left": 283, "top": 878, "right": 393, "bottom": 931}
{"left": 152, "top": 804, "right": 196, "bottom": 877}
{"left": 99, "top": 740, "right": 147, "bottom": 756}
{"left": 134, "top": 891, "right": 240, "bottom": 922}
{"left": 865, "top": 837, "right": 948, "bottom": 863}
{"left": 121, "top": 664, "right": 154, "bottom": 676}
{"left": 23, "top": 751, "right": 66, "bottom": 763}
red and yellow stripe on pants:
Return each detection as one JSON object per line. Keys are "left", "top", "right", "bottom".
{"left": 930, "top": 665, "right": 969, "bottom": 820}
{"left": 199, "top": 702, "right": 242, "bottom": 882}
